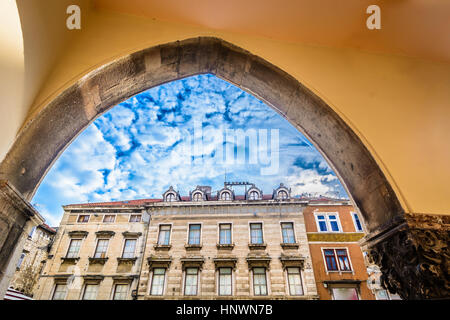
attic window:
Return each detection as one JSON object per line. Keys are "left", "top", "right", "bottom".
{"left": 278, "top": 190, "right": 288, "bottom": 200}
{"left": 192, "top": 192, "right": 203, "bottom": 202}
{"left": 249, "top": 191, "right": 259, "bottom": 200}
{"left": 166, "top": 193, "right": 176, "bottom": 202}
{"left": 221, "top": 191, "right": 231, "bottom": 201}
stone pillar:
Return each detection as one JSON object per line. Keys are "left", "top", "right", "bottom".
{"left": 0, "top": 180, "right": 44, "bottom": 298}
{"left": 360, "top": 213, "right": 449, "bottom": 300}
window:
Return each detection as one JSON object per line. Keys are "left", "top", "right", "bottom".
{"left": 323, "top": 248, "right": 352, "bottom": 272}
{"left": 250, "top": 223, "right": 263, "bottom": 244}
{"left": 221, "top": 191, "right": 231, "bottom": 201}
{"left": 188, "top": 224, "right": 201, "bottom": 245}
{"left": 28, "top": 226, "right": 37, "bottom": 238}
{"left": 278, "top": 190, "right": 288, "bottom": 200}
{"left": 352, "top": 213, "right": 364, "bottom": 232}
{"left": 166, "top": 193, "right": 176, "bottom": 202}
{"left": 82, "top": 284, "right": 99, "bottom": 300}
{"left": 66, "top": 239, "right": 82, "bottom": 258}
{"left": 52, "top": 284, "right": 67, "bottom": 300}
{"left": 218, "top": 267, "right": 232, "bottom": 296}
{"left": 17, "top": 252, "right": 26, "bottom": 269}
{"left": 331, "top": 287, "right": 359, "bottom": 300}
{"left": 129, "top": 214, "right": 141, "bottom": 222}
{"left": 252, "top": 267, "right": 267, "bottom": 296}
{"left": 315, "top": 213, "right": 341, "bottom": 232}
{"left": 94, "top": 239, "right": 109, "bottom": 258}
{"left": 249, "top": 191, "right": 259, "bottom": 200}
{"left": 113, "top": 284, "right": 128, "bottom": 300}
{"left": 150, "top": 268, "right": 166, "bottom": 295}
{"left": 103, "top": 215, "right": 115, "bottom": 223}
{"left": 122, "top": 239, "right": 136, "bottom": 258}
{"left": 158, "top": 225, "right": 171, "bottom": 245}
{"left": 77, "top": 215, "right": 89, "bottom": 223}
{"left": 192, "top": 192, "right": 202, "bottom": 201}
{"left": 281, "top": 222, "right": 295, "bottom": 243}
{"left": 219, "top": 224, "right": 232, "bottom": 245}
{"left": 286, "top": 267, "right": 303, "bottom": 295}
{"left": 184, "top": 268, "right": 199, "bottom": 295}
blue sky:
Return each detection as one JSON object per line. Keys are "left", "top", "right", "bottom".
{"left": 32, "top": 74, "right": 347, "bottom": 226}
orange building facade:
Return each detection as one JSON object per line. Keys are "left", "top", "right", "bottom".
{"left": 303, "top": 202, "right": 375, "bottom": 300}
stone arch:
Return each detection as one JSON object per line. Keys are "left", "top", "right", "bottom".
{"left": 0, "top": 37, "right": 404, "bottom": 233}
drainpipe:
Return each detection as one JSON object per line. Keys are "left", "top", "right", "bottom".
{"left": 132, "top": 208, "right": 150, "bottom": 300}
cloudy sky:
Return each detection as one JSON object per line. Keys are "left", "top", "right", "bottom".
{"left": 32, "top": 74, "right": 347, "bottom": 226}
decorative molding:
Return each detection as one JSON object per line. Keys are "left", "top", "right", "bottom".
{"left": 67, "top": 231, "right": 88, "bottom": 238}
{"left": 147, "top": 256, "right": 172, "bottom": 269}
{"left": 180, "top": 256, "right": 205, "bottom": 270}
{"left": 361, "top": 213, "right": 450, "bottom": 300}
{"left": 307, "top": 233, "right": 364, "bottom": 242}
{"left": 60, "top": 257, "right": 79, "bottom": 263}
{"left": 279, "top": 255, "right": 305, "bottom": 269}
{"left": 216, "top": 243, "right": 235, "bottom": 250}
{"left": 117, "top": 257, "right": 137, "bottom": 264}
{"left": 280, "top": 243, "right": 299, "bottom": 249}
{"left": 154, "top": 244, "right": 171, "bottom": 251}
{"left": 185, "top": 244, "right": 202, "bottom": 250}
{"left": 122, "top": 231, "right": 142, "bottom": 238}
{"left": 213, "top": 257, "right": 238, "bottom": 270}
{"left": 95, "top": 230, "right": 115, "bottom": 238}
{"left": 88, "top": 257, "right": 108, "bottom": 264}
{"left": 248, "top": 243, "right": 267, "bottom": 250}
{"left": 246, "top": 254, "right": 271, "bottom": 269}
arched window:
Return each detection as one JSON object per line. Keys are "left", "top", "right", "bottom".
{"left": 221, "top": 191, "right": 231, "bottom": 201}
{"left": 192, "top": 192, "right": 203, "bottom": 201}
{"left": 166, "top": 193, "right": 176, "bottom": 202}
{"left": 249, "top": 191, "right": 259, "bottom": 200}
{"left": 278, "top": 190, "right": 288, "bottom": 200}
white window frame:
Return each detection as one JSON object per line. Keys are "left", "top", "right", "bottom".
{"left": 320, "top": 247, "right": 354, "bottom": 275}
{"left": 129, "top": 214, "right": 142, "bottom": 222}
{"left": 217, "top": 222, "right": 233, "bottom": 245}
{"left": 186, "top": 222, "right": 202, "bottom": 245}
{"left": 351, "top": 212, "right": 365, "bottom": 232}
{"left": 93, "top": 238, "right": 110, "bottom": 258}
{"left": 251, "top": 267, "right": 270, "bottom": 296}
{"left": 157, "top": 223, "right": 172, "bottom": 245}
{"left": 285, "top": 267, "right": 304, "bottom": 296}
{"left": 248, "top": 221, "right": 265, "bottom": 244}
{"left": 121, "top": 238, "right": 137, "bottom": 258}
{"left": 217, "top": 267, "right": 233, "bottom": 296}
{"left": 66, "top": 238, "right": 83, "bottom": 258}
{"left": 149, "top": 268, "right": 167, "bottom": 296}
{"left": 280, "top": 221, "right": 296, "bottom": 244}
{"left": 331, "top": 286, "right": 361, "bottom": 300}
{"left": 102, "top": 214, "right": 116, "bottom": 223}
{"left": 192, "top": 191, "right": 203, "bottom": 202}
{"left": 183, "top": 267, "right": 200, "bottom": 296}
{"left": 314, "top": 212, "right": 342, "bottom": 232}
{"left": 77, "top": 214, "right": 90, "bottom": 223}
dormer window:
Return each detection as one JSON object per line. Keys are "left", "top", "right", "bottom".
{"left": 166, "top": 193, "right": 176, "bottom": 202}
{"left": 278, "top": 190, "right": 288, "bottom": 200}
{"left": 192, "top": 192, "right": 203, "bottom": 202}
{"left": 249, "top": 191, "right": 259, "bottom": 200}
{"left": 221, "top": 191, "right": 231, "bottom": 201}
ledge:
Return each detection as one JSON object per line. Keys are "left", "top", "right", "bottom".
{"left": 185, "top": 244, "right": 202, "bottom": 250}
{"left": 154, "top": 244, "right": 172, "bottom": 251}
{"left": 122, "top": 231, "right": 142, "bottom": 238}
{"left": 147, "top": 256, "right": 172, "bottom": 268}
{"left": 216, "top": 243, "right": 235, "bottom": 250}
{"left": 117, "top": 257, "right": 138, "bottom": 264}
{"left": 213, "top": 257, "right": 238, "bottom": 269}
{"left": 88, "top": 257, "right": 109, "bottom": 264}
{"left": 61, "top": 257, "right": 79, "bottom": 263}
{"left": 180, "top": 256, "right": 205, "bottom": 270}
{"left": 95, "top": 230, "right": 115, "bottom": 238}
{"left": 279, "top": 255, "right": 305, "bottom": 269}
{"left": 280, "top": 243, "right": 299, "bottom": 249}
{"left": 248, "top": 243, "right": 267, "bottom": 250}
{"left": 67, "top": 231, "right": 88, "bottom": 238}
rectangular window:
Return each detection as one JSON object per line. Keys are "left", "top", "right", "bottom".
{"left": 17, "top": 252, "right": 26, "bottom": 268}
{"left": 122, "top": 239, "right": 136, "bottom": 258}
{"left": 353, "top": 213, "right": 364, "bottom": 232}
{"left": 218, "top": 267, "right": 232, "bottom": 296}
{"left": 315, "top": 213, "right": 341, "bottom": 232}
{"left": 253, "top": 267, "right": 267, "bottom": 296}
{"left": 113, "top": 284, "right": 128, "bottom": 300}
{"left": 66, "top": 239, "right": 82, "bottom": 258}
{"left": 331, "top": 287, "right": 359, "bottom": 300}
{"left": 129, "top": 214, "right": 141, "bottom": 222}
{"left": 219, "top": 224, "right": 232, "bottom": 245}
{"left": 287, "top": 267, "right": 303, "bottom": 296}
{"left": 184, "top": 268, "right": 199, "bottom": 295}
{"left": 158, "top": 225, "right": 171, "bottom": 245}
{"left": 150, "top": 268, "right": 166, "bottom": 295}
{"left": 77, "top": 215, "right": 90, "bottom": 223}
{"left": 250, "top": 223, "right": 263, "bottom": 244}
{"left": 188, "top": 224, "right": 201, "bottom": 245}
{"left": 103, "top": 215, "right": 115, "bottom": 223}
{"left": 324, "top": 248, "right": 352, "bottom": 272}
{"left": 82, "top": 284, "right": 99, "bottom": 300}
{"left": 94, "top": 239, "right": 109, "bottom": 258}
{"left": 52, "top": 284, "right": 67, "bottom": 300}
{"left": 281, "top": 222, "right": 295, "bottom": 243}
